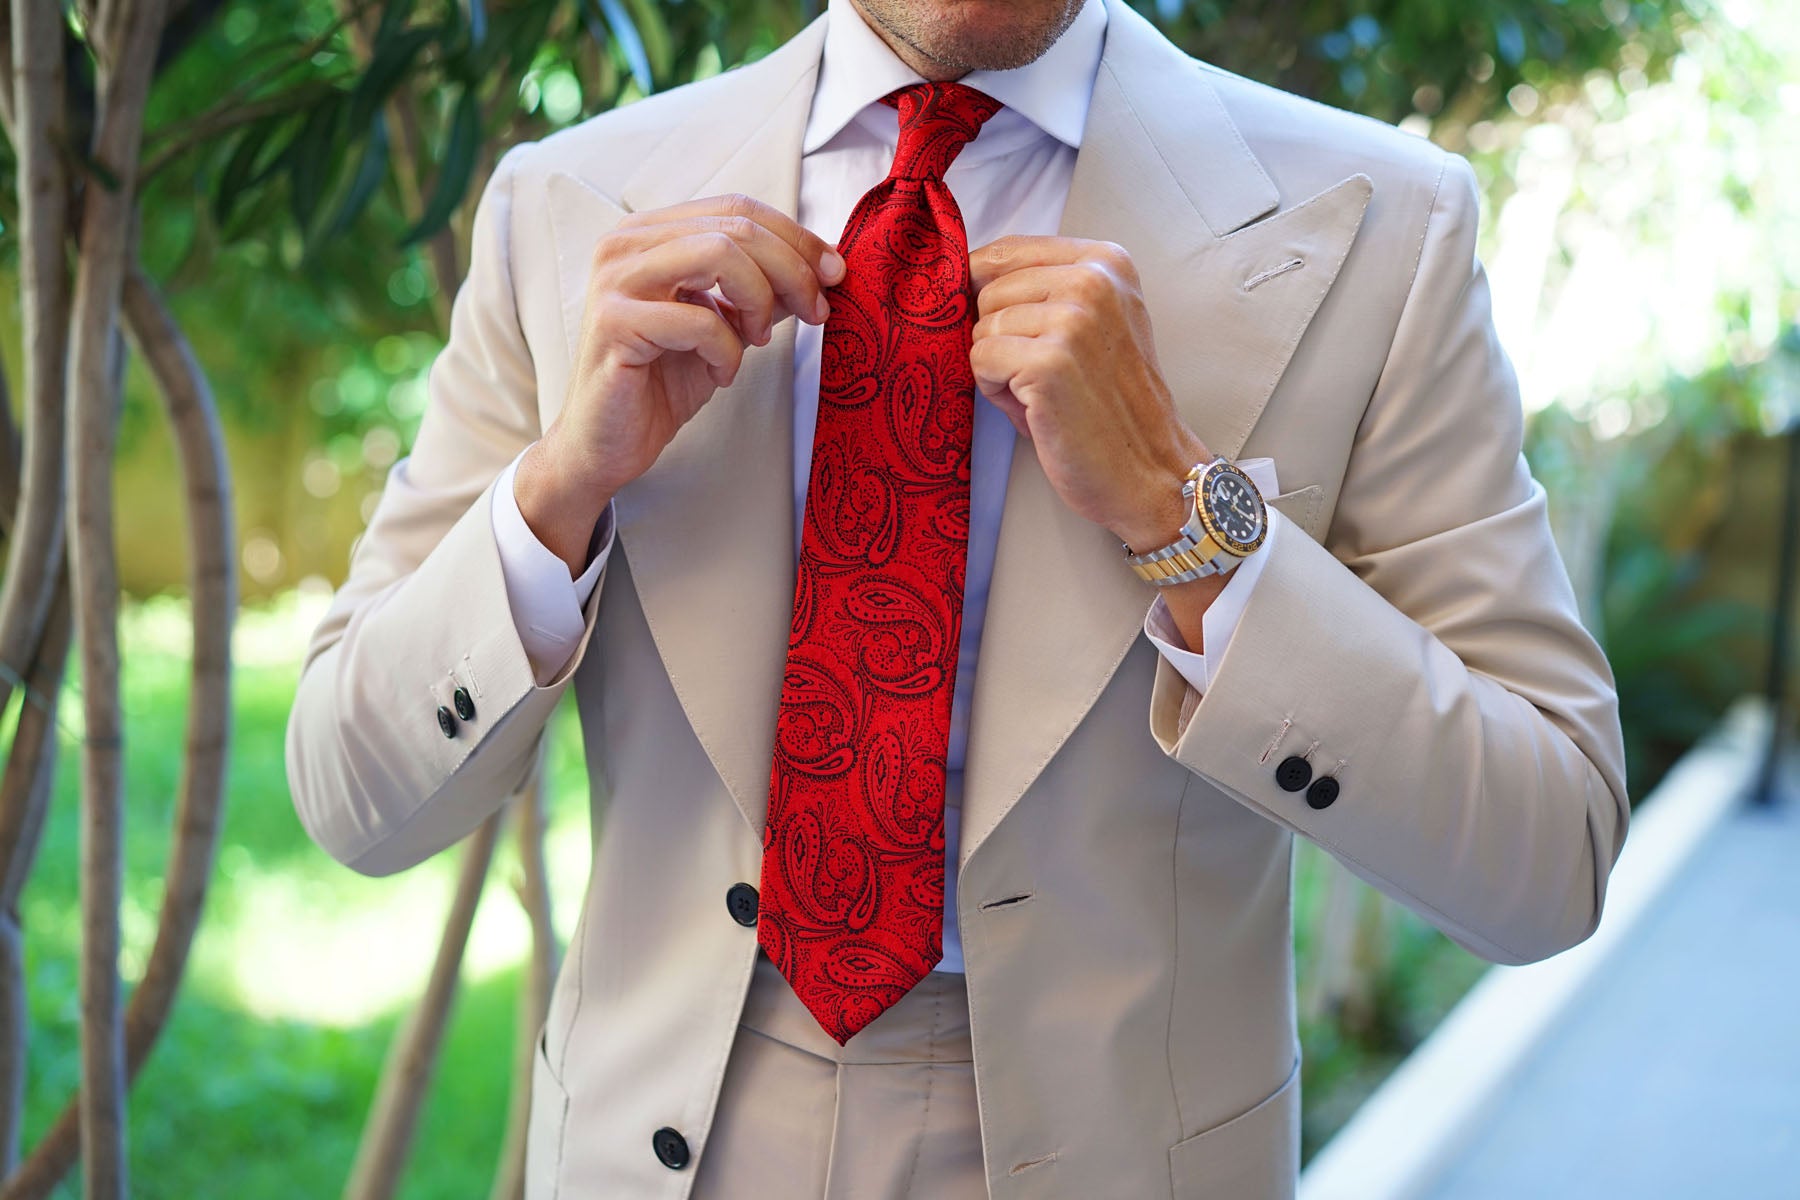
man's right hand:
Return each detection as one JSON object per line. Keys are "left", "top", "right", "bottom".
{"left": 513, "top": 193, "right": 846, "bottom": 575}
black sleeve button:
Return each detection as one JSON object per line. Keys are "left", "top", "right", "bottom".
{"left": 726, "top": 882, "right": 760, "bottom": 927}
{"left": 453, "top": 686, "right": 476, "bottom": 721}
{"left": 1275, "top": 755, "right": 1312, "bottom": 792}
{"left": 1306, "top": 776, "right": 1340, "bottom": 810}
{"left": 652, "top": 1126, "right": 691, "bottom": 1169}
{"left": 436, "top": 706, "right": 457, "bottom": 739}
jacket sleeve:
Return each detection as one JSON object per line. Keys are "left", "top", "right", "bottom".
{"left": 285, "top": 142, "right": 607, "bottom": 877}
{"left": 1150, "top": 151, "right": 1629, "bottom": 965}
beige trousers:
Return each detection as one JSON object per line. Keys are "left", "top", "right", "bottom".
{"left": 691, "top": 948, "right": 988, "bottom": 1198}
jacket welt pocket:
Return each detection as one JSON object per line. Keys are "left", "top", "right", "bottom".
{"left": 1168, "top": 1054, "right": 1302, "bottom": 1200}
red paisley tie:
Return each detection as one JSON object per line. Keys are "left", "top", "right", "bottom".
{"left": 759, "top": 81, "right": 1003, "bottom": 1044}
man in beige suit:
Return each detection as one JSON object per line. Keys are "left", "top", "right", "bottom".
{"left": 286, "top": 0, "right": 1628, "bottom": 1194}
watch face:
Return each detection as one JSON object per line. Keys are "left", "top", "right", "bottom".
{"left": 1202, "top": 463, "right": 1267, "bottom": 554}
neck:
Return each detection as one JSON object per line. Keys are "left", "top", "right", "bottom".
{"left": 845, "top": 0, "right": 968, "bottom": 81}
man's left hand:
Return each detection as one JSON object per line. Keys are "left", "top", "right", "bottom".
{"left": 967, "top": 236, "right": 1208, "bottom": 554}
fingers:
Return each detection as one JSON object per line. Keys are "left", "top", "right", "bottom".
{"left": 983, "top": 386, "right": 1033, "bottom": 440}
{"left": 969, "top": 332, "right": 1046, "bottom": 399}
{"left": 610, "top": 297, "right": 746, "bottom": 387}
{"left": 617, "top": 232, "right": 779, "bottom": 345}
{"left": 969, "top": 236, "right": 1136, "bottom": 297}
{"left": 972, "top": 299, "right": 1087, "bottom": 344}
{"left": 614, "top": 193, "right": 845, "bottom": 325}
{"left": 624, "top": 193, "right": 843, "bottom": 279}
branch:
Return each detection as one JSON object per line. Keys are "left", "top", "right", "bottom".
{"left": 136, "top": 79, "right": 338, "bottom": 184}
{"left": 63, "top": 0, "right": 168, "bottom": 1195}
{"left": 0, "top": 350, "right": 17, "bottom": 537}
{"left": 0, "top": 560, "right": 71, "bottom": 1179}
{"left": 114, "top": 257, "right": 233, "bottom": 1140}
{"left": 0, "top": 0, "right": 72, "bottom": 720}
{"left": 488, "top": 752, "right": 559, "bottom": 1200}
{"left": 343, "top": 814, "right": 502, "bottom": 1200}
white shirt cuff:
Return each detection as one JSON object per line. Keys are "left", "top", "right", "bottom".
{"left": 490, "top": 447, "right": 613, "bottom": 684}
{"left": 1141, "top": 457, "right": 1281, "bottom": 697}
{"left": 1144, "top": 511, "right": 1282, "bottom": 694}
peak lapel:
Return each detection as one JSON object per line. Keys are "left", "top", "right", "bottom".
{"left": 544, "top": 19, "right": 826, "bottom": 839}
{"left": 958, "top": 1, "right": 1374, "bottom": 870}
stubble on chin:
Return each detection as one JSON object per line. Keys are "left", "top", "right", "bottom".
{"left": 850, "top": 0, "right": 1084, "bottom": 77}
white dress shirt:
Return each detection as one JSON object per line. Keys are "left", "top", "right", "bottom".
{"left": 489, "top": 0, "right": 1280, "bottom": 972}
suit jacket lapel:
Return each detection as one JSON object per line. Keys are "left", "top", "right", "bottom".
{"left": 957, "top": 0, "right": 1374, "bottom": 869}
{"left": 545, "top": 16, "right": 827, "bottom": 839}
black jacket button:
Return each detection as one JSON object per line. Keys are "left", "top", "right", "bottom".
{"left": 436, "top": 706, "right": 456, "bottom": 739}
{"left": 453, "top": 686, "right": 476, "bottom": 721}
{"left": 726, "top": 882, "right": 759, "bottom": 927}
{"left": 1306, "top": 776, "right": 1341, "bottom": 809}
{"left": 1275, "top": 755, "right": 1311, "bottom": 792}
{"left": 652, "top": 1126, "right": 690, "bottom": 1169}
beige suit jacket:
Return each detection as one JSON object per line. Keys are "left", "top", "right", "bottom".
{"left": 286, "top": 3, "right": 1629, "bottom": 1195}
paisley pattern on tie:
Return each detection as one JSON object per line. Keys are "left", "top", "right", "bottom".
{"left": 759, "top": 81, "right": 1003, "bottom": 1045}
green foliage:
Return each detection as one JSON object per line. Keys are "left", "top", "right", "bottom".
{"left": 1568, "top": 354, "right": 1779, "bottom": 802}
{"left": 1601, "top": 529, "right": 1760, "bottom": 793}
{"left": 1146, "top": 0, "right": 1699, "bottom": 127}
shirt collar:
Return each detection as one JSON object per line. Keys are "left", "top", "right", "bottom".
{"left": 803, "top": 0, "right": 1107, "bottom": 155}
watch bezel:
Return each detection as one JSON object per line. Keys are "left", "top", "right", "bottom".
{"left": 1192, "top": 459, "right": 1268, "bottom": 557}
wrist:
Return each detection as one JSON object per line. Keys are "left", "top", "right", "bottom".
{"left": 1117, "top": 426, "right": 1211, "bottom": 554}
{"left": 1159, "top": 570, "right": 1229, "bottom": 653}
{"left": 514, "top": 439, "right": 614, "bottom": 577}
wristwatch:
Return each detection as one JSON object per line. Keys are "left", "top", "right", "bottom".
{"left": 1124, "top": 456, "right": 1268, "bottom": 586}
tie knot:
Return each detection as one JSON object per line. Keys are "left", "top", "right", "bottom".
{"left": 880, "top": 81, "right": 1003, "bottom": 182}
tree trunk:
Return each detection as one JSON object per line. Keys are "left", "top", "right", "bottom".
{"left": 0, "top": 0, "right": 71, "bottom": 719}
{"left": 63, "top": 2, "right": 168, "bottom": 1194}
{"left": 344, "top": 812, "right": 502, "bottom": 1200}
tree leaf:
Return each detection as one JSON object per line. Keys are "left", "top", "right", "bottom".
{"left": 398, "top": 87, "right": 479, "bottom": 247}
{"left": 347, "top": 25, "right": 436, "bottom": 134}
{"left": 622, "top": 0, "right": 673, "bottom": 83}
{"left": 214, "top": 117, "right": 284, "bottom": 229}
{"left": 286, "top": 99, "right": 346, "bottom": 238}
{"left": 593, "top": 0, "right": 652, "bottom": 92}
{"left": 374, "top": 0, "right": 416, "bottom": 45}
{"left": 313, "top": 112, "right": 391, "bottom": 251}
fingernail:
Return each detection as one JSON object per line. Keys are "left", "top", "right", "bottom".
{"left": 813, "top": 293, "right": 831, "bottom": 322}
{"left": 820, "top": 249, "right": 845, "bottom": 281}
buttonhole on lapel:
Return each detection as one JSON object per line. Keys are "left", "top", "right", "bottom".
{"left": 461, "top": 653, "right": 483, "bottom": 698}
{"left": 1009, "top": 1151, "right": 1059, "bottom": 1176}
{"left": 1243, "top": 258, "right": 1305, "bottom": 292}
{"left": 981, "top": 893, "right": 1034, "bottom": 911}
